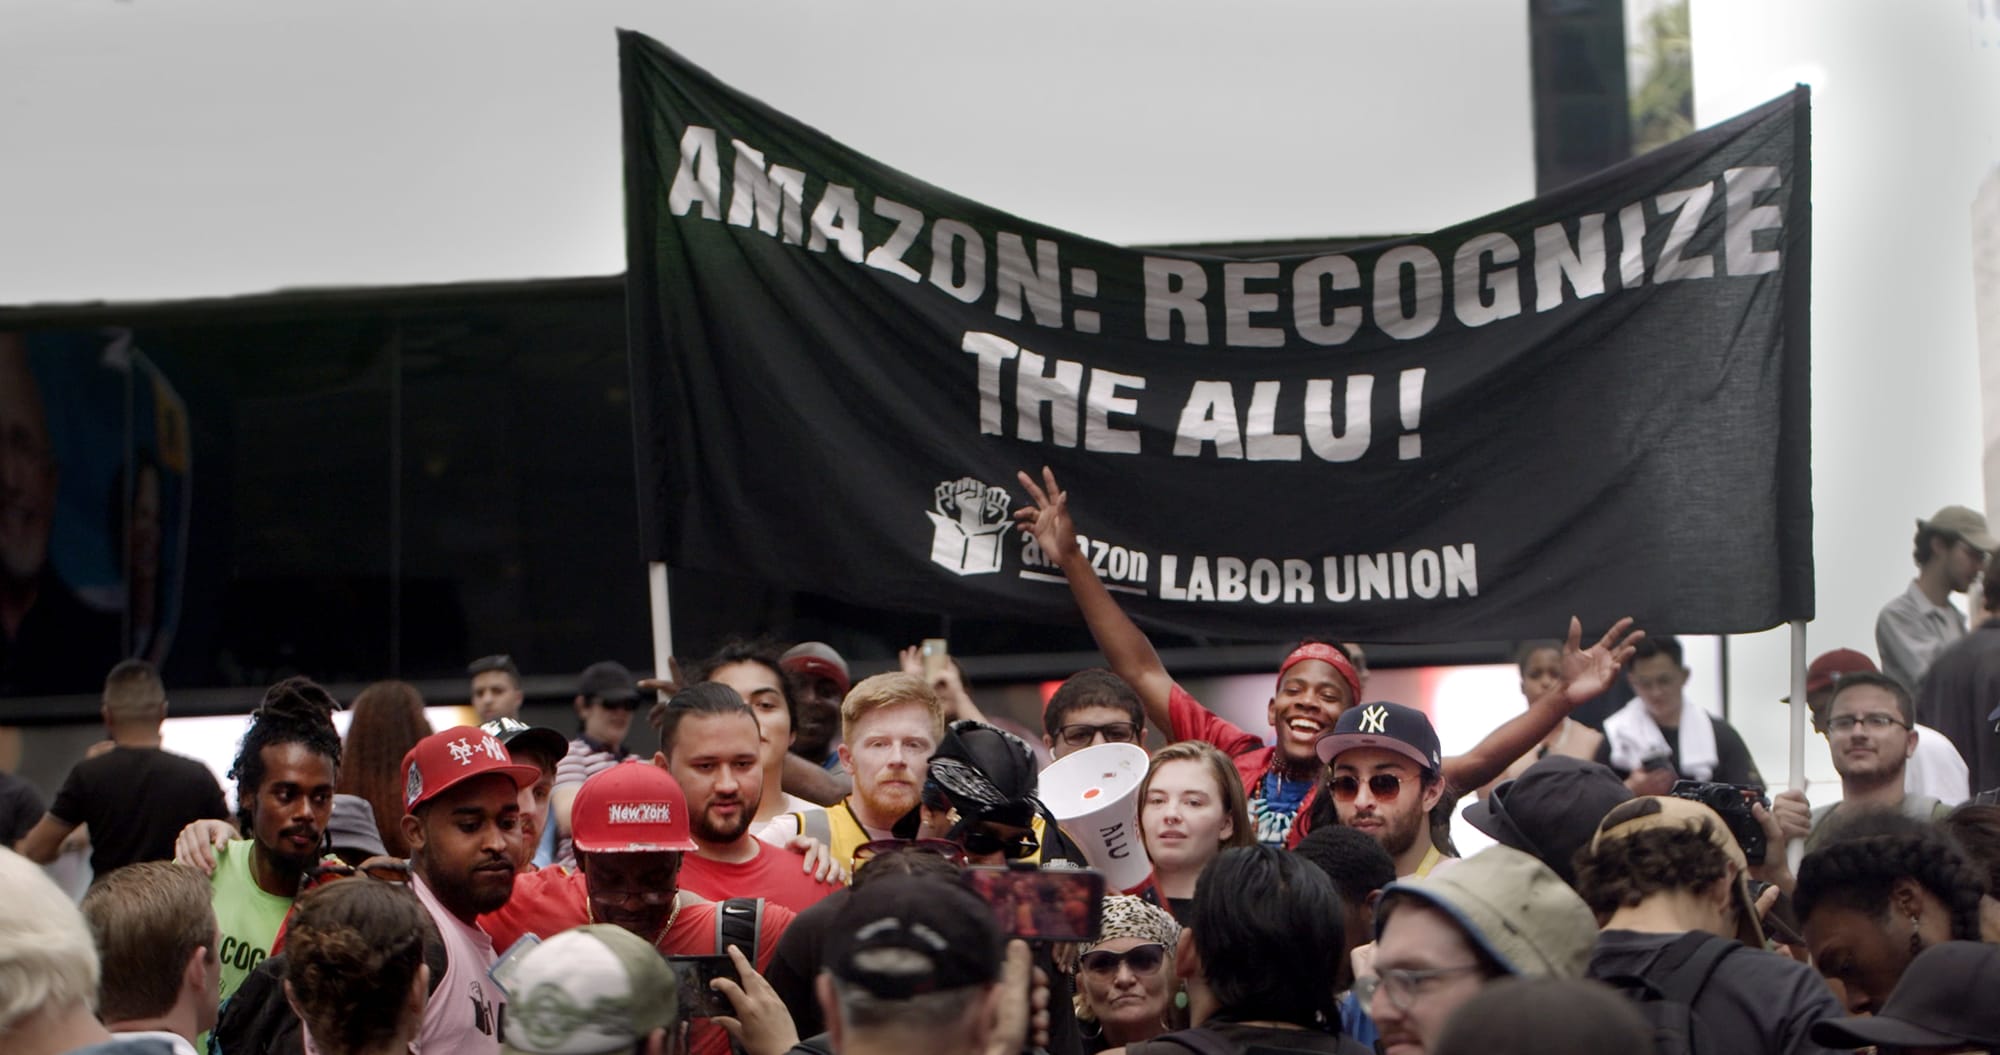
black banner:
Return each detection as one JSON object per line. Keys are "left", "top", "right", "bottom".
{"left": 620, "top": 30, "right": 1812, "bottom": 643}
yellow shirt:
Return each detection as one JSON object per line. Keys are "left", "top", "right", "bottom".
{"left": 1411, "top": 843, "right": 1447, "bottom": 878}
{"left": 786, "top": 799, "right": 1051, "bottom": 874}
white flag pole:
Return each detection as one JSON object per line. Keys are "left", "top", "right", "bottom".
{"left": 1788, "top": 618, "right": 1808, "bottom": 792}
{"left": 648, "top": 562, "right": 675, "bottom": 692}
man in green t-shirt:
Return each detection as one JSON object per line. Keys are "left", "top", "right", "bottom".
{"left": 177, "top": 677, "right": 343, "bottom": 1010}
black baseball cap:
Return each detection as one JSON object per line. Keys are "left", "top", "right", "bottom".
{"left": 920, "top": 720, "right": 1041, "bottom": 828}
{"left": 1811, "top": 941, "right": 2000, "bottom": 1049}
{"left": 578, "top": 661, "right": 637, "bottom": 703}
{"left": 1315, "top": 701, "right": 1442, "bottom": 771}
{"left": 1461, "top": 755, "right": 1632, "bottom": 887}
{"left": 824, "top": 875, "right": 1003, "bottom": 998}
{"left": 480, "top": 717, "right": 569, "bottom": 769}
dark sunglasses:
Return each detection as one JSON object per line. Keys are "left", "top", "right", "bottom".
{"left": 854, "top": 838, "right": 969, "bottom": 867}
{"left": 1057, "top": 722, "right": 1141, "bottom": 748}
{"left": 961, "top": 826, "right": 1040, "bottom": 861}
{"left": 1080, "top": 942, "right": 1168, "bottom": 977}
{"left": 1329, "top": 773, "right": 1405, "bottom": 803}
{"left": 596, "top": 696, "right": 642, "bottom": 711}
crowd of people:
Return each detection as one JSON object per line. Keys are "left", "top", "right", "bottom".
{"left": 9, "top": 480, "right": 2000, "bottom": 1055}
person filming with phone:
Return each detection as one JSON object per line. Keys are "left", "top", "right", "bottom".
{"left": 1598, "top": 637, "right": 1762, "bottom": 795}
{"left": 478, "top": 762, "right": 800, "bottom": 1055}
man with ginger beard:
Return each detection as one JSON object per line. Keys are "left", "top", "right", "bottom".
{"left": 776, "top": 672, "right": 946, "bottom": 871}
{"left": 399, "top": 726, "right": 540, "bottom": 1055}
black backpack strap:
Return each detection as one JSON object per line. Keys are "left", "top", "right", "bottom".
{"left": 716, "top": 897, "right": 764, "bottom": 962}
{"left": 1651, "top": 932, "right": 1739, "bottom": 1007}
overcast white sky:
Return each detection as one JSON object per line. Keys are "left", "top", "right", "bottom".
{"left": 0, "top": 0, "right": 1535, "bottom": 306}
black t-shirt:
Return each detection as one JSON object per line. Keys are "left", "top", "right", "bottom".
{"left": 1593, "top": 715, "right": 1763, "bottom": 787}
{"left": 770, "top": 883, "right": 1082, "bottom": 1055}
{"left": 768, "top": 886, "right": 846, "bottom": 1039}
{"left": 0, "top": 770, "right": 45, "bottom": 844}
{"left": 50, "top": 745, "right": 228, "bottom": 876}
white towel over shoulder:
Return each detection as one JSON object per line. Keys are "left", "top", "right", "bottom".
{"left": 1604, "top": 696, "right": 1717, "bottom": 782}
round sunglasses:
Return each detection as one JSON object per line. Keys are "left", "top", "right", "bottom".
{"left": 1329, "top": 773, "right": 1407, "bottom": 803}
{"left": 961, "top": 825, "right": 1040, "bottom": 861}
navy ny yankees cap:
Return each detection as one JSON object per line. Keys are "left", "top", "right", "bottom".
{"left": 1315, "top": 700, "right": 1443, "bottom": 771}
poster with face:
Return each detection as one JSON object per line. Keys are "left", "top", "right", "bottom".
{"left": 1, "top": 329, "right": 190, "bottom": 696}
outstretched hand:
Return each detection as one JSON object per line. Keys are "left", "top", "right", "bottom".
{"left": 1013, "top": 467, "right": 1079, "bottom": 565}
{"left": 636, "top": 656, "right": 685, "bottom": 704}
{"left": 1561, "top": 616, "right": 1645, "bottom": 705}
{"left": 173, "top": 818, "right": 239, "bottom": 876}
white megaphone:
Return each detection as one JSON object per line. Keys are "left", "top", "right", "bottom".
{"left": 1039, "top": 742, "right": 1152, "bottom": 892}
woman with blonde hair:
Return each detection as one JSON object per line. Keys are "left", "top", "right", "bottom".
{"left": 1139, "top": 741, "right": 1255, "bottom": 921}
{"left": 1074, "top": 895, "right": 1185, "bottom": 1053}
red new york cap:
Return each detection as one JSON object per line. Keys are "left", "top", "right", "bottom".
{"left": 402, "top": 726, "right": 541, "bottom": 812}
{"left": 571, "top": 761, "right": 697, "bottom": 853}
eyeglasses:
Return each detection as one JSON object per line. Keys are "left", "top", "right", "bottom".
{"left": 1080, "top": 942, "right": 1167, "bottom": 977}
{"left": 961, "top": 826, "right": 1040, "bottom": 861}
{"left": 1353, "top": 965, "right": 1485, "bottom": 1010}
{"left": 1329, "top": 773, "right": 1405, "bottom": 803}
{"left": 589, "top": 887, "right": 676, "bottom": 909}
{"left": 310, "top": 858, "right": 411, "bottom": 883}
{"left": 1828, "top": 713, "right": 1909, "bottom": 733}
{"left": 854, "top": 838, "right": 969, "bottom": 867}
{"left": 1057, "top": 722, "right": 1141, "bottom": 748}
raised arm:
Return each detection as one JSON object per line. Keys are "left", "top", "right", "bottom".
{"left": 1015, "top": 467, "right": 1177, "bottom": 735}
{"left": 1442, "top": 617, "right": 1644, "bottom": 792}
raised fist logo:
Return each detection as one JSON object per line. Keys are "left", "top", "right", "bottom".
{"left": 935, "top": 477, "right": 1012, "bottom": 533}
{"left": 927, "top": 477, "right": 1012, "bottom": 576}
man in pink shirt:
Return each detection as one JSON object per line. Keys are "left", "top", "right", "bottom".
{"left": 399, "top": 726, "right": 540, "bottom": 1055}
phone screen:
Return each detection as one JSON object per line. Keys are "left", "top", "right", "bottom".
{"left": 666, "top": 954, "right": 739, "bottom": 1019}
{"left": 959, "top": 866, "right": 1105, "bottom": 942}
{"left": 921, "top": 638, "right": 949, "bottom": 683}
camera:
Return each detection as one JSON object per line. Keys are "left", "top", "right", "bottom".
{"left": 1669, "top": 780, "right": 1770, "bottom": 864}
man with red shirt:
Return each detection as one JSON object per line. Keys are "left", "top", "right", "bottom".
{"left": 1015, "top": 466, "right": 1642, "bottom": 848}
{"left": 654, "top": 683, "right": 842, "bottom": 913}
{"left": 478, "top": 762, "right": 795, "bottom": 1055}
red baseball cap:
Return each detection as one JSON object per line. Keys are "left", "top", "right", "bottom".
{"left": 571, "top": 761, "right": 697, "bottom": 853}
{"left": 782, "top": 641, "right": 851, "bottom": 696}
{"left": 1782, "top": 648, "right": 1878, "bottom": 702}
{"left": 401, "top": 726, "right": 542, "bottom": 812}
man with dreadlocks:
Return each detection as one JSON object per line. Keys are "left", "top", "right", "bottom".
{"left": 185, "top": 677, "right": 342, "bottom": 1011}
